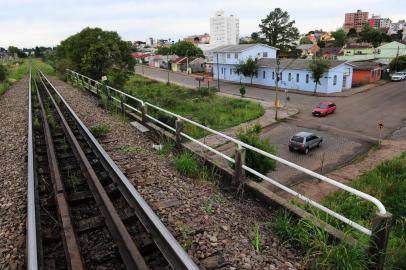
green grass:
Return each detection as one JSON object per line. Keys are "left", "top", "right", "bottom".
{"left": 90, "top": 123, "right": 111, "bottom": 138}
{"left": 123, "top": 74, "right": 264, "bottom": 138}
{"left": 117, "top": 145, "right": 141, "bottom": 154}
{"left": 273, "top": 152, "right": 406, "bottom": 269}
{"left": 174, "top": 152, "right": 199, "bottom": 177}
{"left": 0, "top": 58, "right": 55, "bottom": 96}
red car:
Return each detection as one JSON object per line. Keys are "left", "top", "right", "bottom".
{"left": 312, "top": 102, "right": 336, "bottom": 116}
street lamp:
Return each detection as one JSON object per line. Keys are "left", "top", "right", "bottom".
{"left": 275, "top": 58, "right": 281, "bottom": 120}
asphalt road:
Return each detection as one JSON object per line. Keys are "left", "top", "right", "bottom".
{"left": 135, "top": 65, "right": 406, "bottom": 140}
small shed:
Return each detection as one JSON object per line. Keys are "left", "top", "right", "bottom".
{"left": 171, "top": 57, "right": 205, "bottom": 73}
{"left": 351, "top": 61, "right": 382, "bottom": 86}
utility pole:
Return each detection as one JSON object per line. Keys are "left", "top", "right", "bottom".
{"left": 166, "top": 53, "right": 170, "bottom": 85}
{"left": 275, "top": 58, "right": 281, "bottom": 120}
{"left": 216, "top": 53, "right": 220, "bottom": 90}
{"left": 395, "top": 46, "right": 400, "bottom": 71}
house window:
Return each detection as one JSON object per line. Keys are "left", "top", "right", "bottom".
{"left": 263, "top": 71, "right": 266, "bottom": 79}
{"left": 296, "top": 73, "right": 299, "bottom": 83}
{"left": 230, "top": 68, "right": 232, "bottom": 75}
{"left": 333, "top": 75, "right": 337, "bottom": 85}
{"left": 263, "top": 52, "right": 268, "bottom": 58}
{"left": 288, "top": 73, "right": 292, "bottom": 81}
{"left": 227, "top": 53, "right": 230, "bottom": 58}
{"left": 306, "top": 74, "right": 309, "bottom": 83}
{"left": 221, "top": 67, "right": 223, "bottom": 74}
{"left": 280, "top": 72, "right": 283, "bottom": 80}
{"left": 234, "top": 53, "right": 238, "bottom": 58}
{"left": 272, "top": 72, "right": 275, "bottom": 80}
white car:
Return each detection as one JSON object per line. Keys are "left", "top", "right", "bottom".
{"left": 391, "top": 72, "right": 406, "bottom": 81}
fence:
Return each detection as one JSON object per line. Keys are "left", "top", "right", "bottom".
{"left": 66, "top": 69, "right": 391, "bottom": 267}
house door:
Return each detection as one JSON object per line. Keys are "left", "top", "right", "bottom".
{"left": 342, "top": 76, "right": 347, "bottom": 88}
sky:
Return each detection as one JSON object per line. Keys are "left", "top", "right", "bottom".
{"left": 0, "top": 0, "right": 405, "bottom": 48}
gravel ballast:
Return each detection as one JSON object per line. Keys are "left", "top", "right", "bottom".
{"left": 0, "top": 78, "right": 28, "bottom": 269}
{"left": 49, "top": 77, "right": 301, "bottom": 270}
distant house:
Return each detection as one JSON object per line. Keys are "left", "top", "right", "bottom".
{"left": 338, "top": 41, "right": 406, "bottom": 63}
{"left": 350, "top": 61, "right": 382, "bottom": 86}
{"left": 148, "top": 54, "right": 178, "bottom": 68}
{"left": 211, "top": 44, "right": 353, "bottom": 93}
{"left": 132, "top": 52, "right": 151, "bottom": 63}
{"left": 297, "top": 44, "right": 320, "bottom": 58}
{"left": 343, "top": 43, "right": 374, "bottom": 56}
{"left": 321, "top": 47, "right": 342, "bottom": 60}
{"left": 171, "top": 57, "right": 206, "bottom": 73}
{"left": 375, "top": 41, "right": 406, "bottom": 62}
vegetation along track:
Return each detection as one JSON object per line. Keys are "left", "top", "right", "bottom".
{"left": 28, "top": 69, "right": 198, "bottom": 270}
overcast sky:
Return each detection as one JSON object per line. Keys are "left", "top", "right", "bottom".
{"left": 1, "top": 0, "right": 405, "bottom": 48}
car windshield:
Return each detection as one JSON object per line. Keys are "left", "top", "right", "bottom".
{"left": 291, "top": 136, "right": 304, "bottom": 143}
{"left": 318, "top": 103, "right": 329, "bottom": 109}
{"left": 394, "top": 73, "right": 403, "bottom": 76}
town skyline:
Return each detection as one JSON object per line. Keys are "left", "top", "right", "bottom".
{"left": 1, "top": 0, "right": 405, "bottom": 48}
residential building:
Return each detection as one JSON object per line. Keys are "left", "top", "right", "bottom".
{"left": 147, "top": 54, "right": 178, "bottom": 69}
{"left": 350, "top": 61, "right": 382, "bottom": 86}
{"left": 211, "top": 44, "right": 353, "bottom": 93}
{"left": 297, "top": 44, "right": 320, "bottom": 58}
{"left": 369, "top": 15, "right": 391, "bottom": 30}
{"left": 171, "top": 57, "right": 205, "bottom": 73}
{"left": 320, "top": 32, "right": 335, "bottom": 42}
{"left": 132, "top": 52, "right": 152, "bottom": 63}
{"left": 210, "top": 10, "right": 239, "bottom": 46}
{"left": 375, "top": 41, "right": 406, "bottom": 62}
{"left": 321, "top": 47, "right": 342, "bottom": 60}
{"left": 342, "top": 43, "right": 374, "bottom": 56}
{"left": 388, "top": 20, "right": 405, "bottom": 35}
{"left": 184, "top": 33, "right": 210, "bottom": 45}
{"left": 344, "top": 10, "right": 369, "bottom": 32}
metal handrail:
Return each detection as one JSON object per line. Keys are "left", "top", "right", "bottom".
{"left": 27, "top": 67, "right": 38, "bottom": 270}
{"left": 66, "top": 69, "right": 387, "bottom": 236}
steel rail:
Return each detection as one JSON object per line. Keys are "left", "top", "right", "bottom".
{"left": 42, "top": 70, "right": 199, "bottom": 270}
{"left": 65, "top": 69, "right": 386, "bottom": 236}
{"left": 38, "top": 75, "right": 150, "bottom": 270}
{"left": 27, "top": 67, "right": 38, "bottom": 270}
{"left": 36, "top": 80, "right": 85, "bottom": 269}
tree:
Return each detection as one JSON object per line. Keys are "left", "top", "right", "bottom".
{"left": 359, "top": 25, "right": 391, "bottom": 47}
{"left": 234, "top": 57, "right": 259, "bottom": 85}
{"left": 347, "top": 28, "right": 358, "bottom": 37}
{"left": 389, "top": 55, "right": 406, "bottom": 72}
{"left": 300, "top": 37, "right": 313, "bottom": 44}
{"left": 156, "top": 41, "right": 203, "bottom": 57}
{"left": 259, "top": 8, "right": 300, "bottom": 52}
{"left": 332, "top": 28, "right": 347, "bottom": 47}
{"left": 7, "top": 46, "right": 26, "bottom": 58}
{"left": 309, "top": 58, "right": 330, "bottom": 95}
{"left": 34, "top": 46, "right": 42, "bottom": 58}
{"left": 0, "top": 65, "right": 7, "bottom": 82}
{"left": 156, "top": 46, "right": 171, "bottom": 55}
{"left": 56, "top": 27, "right": 134, "bottom": 88}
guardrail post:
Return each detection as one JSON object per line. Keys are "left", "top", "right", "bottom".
{"left": 233, "top": 144, "right": 246, "bottom": 186}
{"left": 81, "top": 76, "right": 85, "bottom": 89}
{"left": 120, "top": 94, "right": 125, "bottom": 114}
{"left": 96, "top": 83, "right": 100, "bottom": 96}
{"left": 368, "top": 212, "right": 392, "bottom": 270}
{"left": 107, "top": 86, "right": 111, "bottom": 101}
{"left": 141, "top": 103, "right": 148, "bottom": 123}
{"left": 175, "top": 118, "right": 183, "bottom": 148}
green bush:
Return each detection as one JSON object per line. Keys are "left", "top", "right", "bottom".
{"left": 0, "top": 65, "right": 7, "bottom": 82}
{"left": 196, "top": 86, "right": 218, "bottom": 97}
{"left": 237, "top": 124, "right": 277, "bottom": 175}
{"left": 239, "top": 85, "right": 246, "bottom": 97}
{"left": 90, "top": 123, "right": 111, "bottom": 138}
{"left": 174, "top": 152, "right": 199, "bottom": 177}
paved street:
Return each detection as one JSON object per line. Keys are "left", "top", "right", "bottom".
{"left": 135, "top": 65, "right": 406, "bottom": 186}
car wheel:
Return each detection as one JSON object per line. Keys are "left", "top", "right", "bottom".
{"left": 304, "top": 147, "right": 309, "bottom": 154}
{"left": 289, "top": 146, "right": 293, "bottom": 152}
{"left": 317, "top": 142, "right": 321, "bottom": 147}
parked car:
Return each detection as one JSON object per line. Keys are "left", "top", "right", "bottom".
{"left": 289, "top": 132, "right": 323, "bottom": 154}
{"left": 391, "top": 72, "right": 406, "bottom": 81}
{"left": 312, "top": 102, "right": 336, "bottom": 117}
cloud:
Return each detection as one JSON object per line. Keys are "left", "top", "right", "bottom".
{"left": 0, "top": 0, "right": 404, "bottom": 47}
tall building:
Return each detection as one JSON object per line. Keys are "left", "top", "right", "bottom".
{"left": 369, "top": 15, "right": 392, "bottom": 30}
{"left": 344, "top": 10, "right": 369, "bottom": 32}
{"left": 210, "top": 10, "right": 239, "bottom": 46}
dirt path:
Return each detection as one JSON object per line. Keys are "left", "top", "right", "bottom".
{"left": 49, "top": 77, "right": 301, "bottom": 270}
{"left": 0, "top": 78, "right": 28, "bottom": 270}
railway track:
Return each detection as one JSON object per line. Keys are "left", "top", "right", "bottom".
{"left": 26, "top": 69, "right": 199, "bottom": 270}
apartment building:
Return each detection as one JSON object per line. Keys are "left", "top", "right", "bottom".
{"left": 344, "top": 10, "right": 369, "bottom": 32}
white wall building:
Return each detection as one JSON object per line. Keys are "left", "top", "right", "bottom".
{"left": 210, "top": 10, "right": 239, "bottom": 47}
{"left": 211, "top": 44, "right": 353, "bottom": 93}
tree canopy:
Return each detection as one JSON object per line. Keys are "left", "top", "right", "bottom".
{"left": 234, "top": 57, "right": 259, "bottom": 85}
{"left": 258, "top": 8, "right": 300, "bottom": 52}
{"left": 156, "top": 40, "right": 204, "bottom": 57}
{"left": 359, "top": 25, "right": 392, "bottom": 47}
{"left": 8, "top": 46, "right": 26, "bottom": 58}
{"left": 55, "top": 27, "right": 134, "bottom": 87}
{"left": 389, "top": 55, "right": 406, "bottom": 72}
{"left": 309, "top": 58, "right": 331, "bottom": 95}
{"left": 299, "top": 37, "right": 313, "bottom": 45}
{"left": 332, "top": 28, "right": 347, "bottom": 47}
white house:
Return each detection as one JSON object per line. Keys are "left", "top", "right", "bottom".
{"left": 212, "top": 44, "right": 353, "bottom": 93}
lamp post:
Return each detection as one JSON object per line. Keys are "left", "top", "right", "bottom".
{"left": 275, "top": 58, "right": 281, "bottom": 120}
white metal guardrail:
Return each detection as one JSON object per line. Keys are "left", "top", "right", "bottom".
{"left": 66, "top": 69, "right": 386, "bottom": 236}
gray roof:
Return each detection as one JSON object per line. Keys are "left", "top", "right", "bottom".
{"left": 211, "top": 43, "right": 278, "bottom": 53}
{"left": 350, "top": 61, "right": 381, "bottom": 70}
{"left": 257, "top": 58, "right": 349, "bottom": 70}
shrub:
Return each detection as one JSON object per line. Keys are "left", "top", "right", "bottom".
{"left": 90, "top": 123, "right": 111, "bottom": 138}
{"left": 197, "top": 86, "right": 218, "bottom": 97}
{"left": 0, "top": 65, "right": 7, "bottom": 82}
{"left": 239, "top": 85, "right": 246, "bottom": 97}
{"left": 237, "top": 124, "right": 277, "bottom": 175}
{"left": 174, "top": 152, "right": 199, "bottom": 177}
